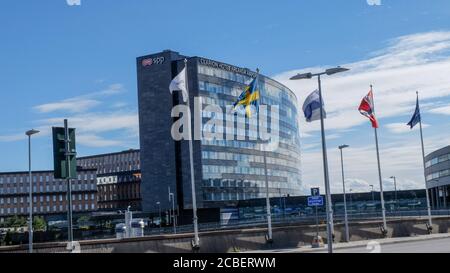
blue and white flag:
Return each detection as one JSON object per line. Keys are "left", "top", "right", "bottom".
{"left": 407, "top": 95, "right": 421, "bottom": 129}
{"left": 303, "top": 90, "right": 326, "bottom": 122}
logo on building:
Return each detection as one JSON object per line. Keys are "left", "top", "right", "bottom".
{"left": 142, "top": 57, "right": 165, "bottom": 67}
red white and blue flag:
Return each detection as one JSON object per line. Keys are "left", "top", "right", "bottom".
{"left": 358, "top": 88, "right": 379, "bottom": 129}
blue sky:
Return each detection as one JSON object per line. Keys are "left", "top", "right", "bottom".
{"left": 1, "top": 0, "right": 450, "bottom": 193}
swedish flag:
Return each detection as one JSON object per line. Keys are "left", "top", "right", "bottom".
{"left": 233, "top": 74, "right": 260, "bottom": 118}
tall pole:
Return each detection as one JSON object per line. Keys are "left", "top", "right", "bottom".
{"left": 371, "top": 86, "right": 387, "bottom": 232}
{"left": 184, "top": 59, "right": 200, "bottom": 248}
{"left": 263, "top": 151, "right": 273, "bottom": 241}
{"left": 169, "top": 189, "right": 177, "bottom": 234}
{"left": 339, "top": 146, "right": 350, "bottom": 242}
{"left": 417, "top": 91, "right": 433, "bottom": 230}
{"left": 157, "top": 202, "right": 161, "bottom": 231}
{"left": 391, "top": 176, "right": 398, "bottom": 208}
{"left": 28, "top": 135, "right": 33, "bottom": 254}
{"left": 370, "top": 185, "right": 375, "bottom": 203}
{"left": 318, "top": 75, "right": 334, "bottom": 253}
{"left": 26, "top": 130, "right": 39, "bottom": 254}
{"left": 64, "top": 119, "right": 74, "bottom": 246}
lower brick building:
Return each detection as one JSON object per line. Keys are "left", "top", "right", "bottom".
{"left": 77, "top": 149, "right": 142, "bottom": 211}
{"left": 0, "top": 169, "right": 98, "bottom": 222}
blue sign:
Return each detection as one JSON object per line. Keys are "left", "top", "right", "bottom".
{"left": 311, "top": 188, "right": 320, "bottom": 197}
{"left": 308, "top": 196, "right": 324, "bottom": 207}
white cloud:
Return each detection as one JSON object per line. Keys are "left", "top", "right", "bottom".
{"left": 41, "top": 112, "right": 138, "bottom": 135}
{"left": 0, "top": 134, "right": 27, "bottom": 142}
{"left": 273, "top": 31, "right": 450, "bottom": 194}
{"left": 274, "top": 31, "right": 450, "bottom": 135}
{"left": 33, "top": 84, "right": 125, "bottom": 114}
{"left": 34, "top": 99, "right": 100, "bottom": 113}
{"left": 385, "top": 122, "right": 429, "bottom": 134}
{"left": 77, "top": 135, "right": 124, "bottom": 148}
{"left": 429, "top": 105, "right": 450, "bottom": 115}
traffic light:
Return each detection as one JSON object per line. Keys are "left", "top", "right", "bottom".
{"left": 52, "top": 127, "right": 77, "bottom": 179}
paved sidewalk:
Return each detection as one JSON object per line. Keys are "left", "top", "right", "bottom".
{"left": 247, "top": 233, "right": 450, "bottom": 253}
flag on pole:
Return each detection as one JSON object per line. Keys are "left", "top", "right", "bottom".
{"left": 407, "top": 94, "right": 421, "bottom": 129}
{"left": 233, "top": 73, "right": 260, "bottom": 118}
{"left": 169, "top": 67, "right": 188, "bottom": 102}
{"left": 358, "top": 88, "right": 379, "bottom": 128}
{"left": 302, "top": 90, "right": 326, "bottom": 122}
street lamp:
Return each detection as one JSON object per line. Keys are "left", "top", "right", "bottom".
{"left": 156, "top": 202, "right": 161, "bottom": 231}
{"left": 390, "top": 176, "right": 398, "bottom": 209}
{"left": 25, "top": 129, "right": 39, "bottom": 254}
{"left": 349, "top": 189, "right": 353, "bottom": 209}
{"left": 168, "top": 187, "right": 176, "bottom": 234}
{"left": 339, "top": 144, "right": 350, "bottom": 242}
{"left": 370, "top": 185, "right": 375, "bottom": 204}
{"left": 290, "top": 66, "right": 349, "bottom": 253}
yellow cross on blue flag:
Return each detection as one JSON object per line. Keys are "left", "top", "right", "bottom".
{"left": 233, "top": 73, "right": 260, "bottom": 118}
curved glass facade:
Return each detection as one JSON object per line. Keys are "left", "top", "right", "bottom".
{"left": 197, "top": 62, "right": 302, "bottom": 203}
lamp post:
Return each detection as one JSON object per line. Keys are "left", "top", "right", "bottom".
{"left": 339, "top": 144, "right": 350, "bottom": 242}
{"left": 156, "top": 202, "right": 161, "bottom": 232}
{"left": 26, "top": 129, "right": 40, "bottom": 254}
{"left": 390, "top": 176, "right": 398, "bottom": 209}
{"left": 370, "top": 185, "right": 375, "bottom": 204}
{"left": 349, "top": 189, "right": 353, "bottom": 210}
{"left": 290, "top": 66, "right": 350, "bottom": 253}
{"left": 168, "top": 187, "right": 176, "bottom": 234}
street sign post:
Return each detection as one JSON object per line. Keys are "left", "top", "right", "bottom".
{"left": 308, "top": 192, "right": 324, "bottom": 248}
{"left": 308, "top": 196, "right": 324, "bottom": 206}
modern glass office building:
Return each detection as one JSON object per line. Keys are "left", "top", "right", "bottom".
{"left": 425, "top": 145, "right": 450, "bottom": 209}
{"left": 137, "top": 50, "right": 301, "bottom": 217}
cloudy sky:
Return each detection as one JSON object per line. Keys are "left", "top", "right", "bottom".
{"left": 1, "top": 1, "right": 450, "bottom": 194}
{"left": 275, "top": 31, "right": 450, "bottom": 193}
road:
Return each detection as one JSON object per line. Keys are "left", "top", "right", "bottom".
{"left": 251, "top": 234, "right": 450, "bottom": 253}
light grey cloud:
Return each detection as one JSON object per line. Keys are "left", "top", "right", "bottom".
{"left": 0, "top": 134, "right": 27, "bottom": 142}
{"left": 77, "top": 134, "right": 124, "bottom": 148}
{"left": 273, "top": 31, "right": 450, "bottom": 195}
{"left": 34, "top": 99, "right": 100, "bottom": 114}
{"left": 41, "top": 112, "right": 138, "bottom": 135}
{"left": 274, "top": 31, "right": 450, "bottom": 135}
{"left": 385, "top": 122, "right": 429, "bottom": 134}
{"left": 33, "top": 84, "right": 125, "bottom": 114}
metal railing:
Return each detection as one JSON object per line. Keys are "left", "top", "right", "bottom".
{"left": 143, "top": 209, "right": 450, "bottom": 236}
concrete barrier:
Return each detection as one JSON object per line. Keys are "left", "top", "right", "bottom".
{"left": 1, "top": 216, "right": 449, "bottom": 253}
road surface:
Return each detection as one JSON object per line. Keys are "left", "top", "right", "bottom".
{"left": 251, "top": 234, "right": 450, "bottom": 253}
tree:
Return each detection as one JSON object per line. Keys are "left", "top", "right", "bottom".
{"left": 5, "top": 216, "right": 26, "bottom": 229}
{"left": 77, "top": 215, "right": 91, "bottom": 230}
{"left": 33, "top": 216, "right": 47, "bottom": 231}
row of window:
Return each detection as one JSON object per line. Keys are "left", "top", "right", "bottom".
{"left": 202, "top": 179, "right": 291, "bottom": 191}
{"left": 198, "top": 80, "right": 297, "bottom": 121}
{"left": 201, "top": 151, "right": 300, "bottom": 170}
{"left": 0, "top": 204, "right": 96, "bottom": 215}
{"left": 198, "top": 65, "right": 297, "bottom": 103}
{"left": 0, "top": 193, "right": 96, "bottom": 205}
{"left": 426, "top": 153, "right": 450, "bottom": 168}
{"left": 0, "top": 182, "right": 96, "bottom": 195}
{"left": 427, "top": 168, "right": 450, "bottom": 181}
{"left": 203, "top": 191, "right": 282, "bottom": 202}
{"left": 0, "top": 173, "right": 95, "bottom": 184}
{"left": 78, "top": 153, "right": 140, "bottom": 175}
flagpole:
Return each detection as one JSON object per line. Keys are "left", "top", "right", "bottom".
{"left": 256, "top": 68, "right": 273, "bottom": 243}
{"left": 318, "top": 75, "right": 334, "bottom": 253}
{"left": 371, "top": 85, "right": 388, "bottom": 234}
{"left": 263, "top": 150, "right": 273, "bottom": 242}
{"left": 417, "top": 91, "right": 433, "bottom": 232}
{"left": 184, "top": 58, "right": 200, "bottom": 249}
